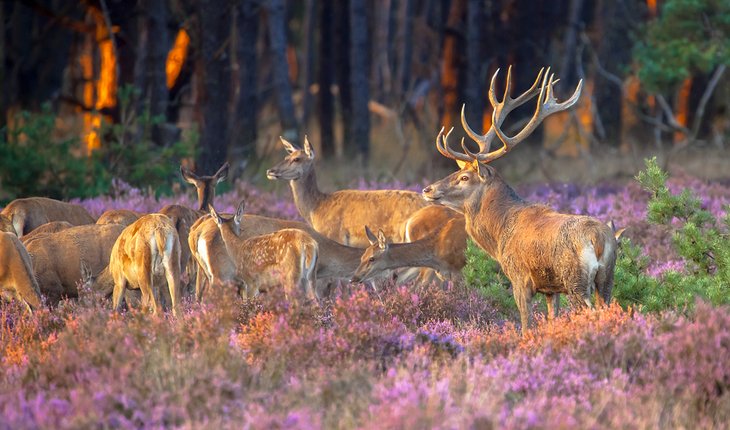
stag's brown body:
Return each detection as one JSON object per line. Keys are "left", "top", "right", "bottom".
{"left": 266, "top": 138, "right": 429, "bottom": 247}
{"left": 20, "top": 221, "right": 74, "bottom": 244}
{"left": 25, "top": 223, "right": 125, "bottom": 305}
{"left": 0, "top": 232, "right": 43, "bottom": 312}
{"left": 110, "top": 214, "right": 182, "bottom": 316}
{"left": 423, "top": 66, "right": 617, "bottom": 334}
{"left": 1, "top": 197, "right": 95, "bottom": 237}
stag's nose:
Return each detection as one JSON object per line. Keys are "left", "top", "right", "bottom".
{"left": 422, "top": 185, "right": 432, "bottom": 194}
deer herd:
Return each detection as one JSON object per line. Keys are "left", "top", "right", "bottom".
{"left": 0, "top": 67, "right": 622, "bottom": 334}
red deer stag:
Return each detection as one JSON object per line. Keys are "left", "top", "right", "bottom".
{"left": 208, "top": 202, "right": 319, "bottom": 301}
{"left": 1, "top": 197, "right": 95, "bottom": 237}
{"left": 422, "top": 67, "right": 617, "bottom": 334}
{"left": 266, "top": 137, "right": 430, "bottom": 247}
{"left": 0, "top": 232, "right": 43, "bottom": 312}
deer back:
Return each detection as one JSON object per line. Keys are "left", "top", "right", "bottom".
{"left": 96, "top": 209, "right": 143, "bottom": 227}
{"left": 20, "top": 221, "right": 74, "bottom": 244}
{"left": 0, "top": 232, "right": 42, "bottom": 311}
{"left": 25, "top": 223, "right": 125, "bottom": 304}
{"left": 1, "top": 197, "right": 95, "bottom": 237}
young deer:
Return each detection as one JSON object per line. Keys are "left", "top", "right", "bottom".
{"left": 19, "top": 221, "right": 74, "bottom": 244}
{"left": 0, "top": 232, "right": 43, "bottom": 312}
{"left": 266, "top": 137, "right": 430, "bottom": 247}
{"left": 351, "top": 220, "right": 466, "bottom": 284}
{"left": 423, "top": 67, "right": 617, "bottom": 334}
{"left": 208, "top": 202, "right": 318, "bottom": 301}
{"left": 25, "top": 223, "right": 125, "bottom": 305}
{"left": 109, "top": 214, "right": 182, "bottom": 316}
{"left": 1, "top": 197, "right": 95, "bottom": 237}
{"left": 159, "top": 162, "right": 229, "bottom": 289}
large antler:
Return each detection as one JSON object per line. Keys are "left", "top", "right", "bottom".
{"left": 437, "top": 66, "right": 582, "bottom": 164}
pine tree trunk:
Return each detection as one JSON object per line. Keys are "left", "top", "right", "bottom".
{"left": 264, "top": 0, "right": 298, "bottom": 141}
{"left": 231, "top": 0, "right": 259, "bottom": 160}
{"left": 349, "top": 0, "right": 370, "bottom": 159}
{"left": 334, "top": 0, "right": 352, "bottom": 146}
{"left": 393, "top": 0, "right": 413, "bottom": 103}
{"left": 463, "top": 0, "right": 485, "bottom": 134}
{"left": 135, "top": 0, "right": 168, "bottom": 122}
{"left": 0, "top": 1, "right": 6, "bottom": 128}
{"left": 318, "top": 0, "right": 335, "bottom": 157}
{"left": 197, "top": 0, "right": 231, "bottom": 173}
{"left": 300, "top": 0, "right": 317, "bottom": 126}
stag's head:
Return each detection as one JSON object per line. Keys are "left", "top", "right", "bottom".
{"left": 423, "top": 67, "right": 582, "bottom": 211}
{"left": 351, "top": 227, "right": 390, "bottom": 283}
{"left": 210, "top": 200, "right": 245, "bottom": 237}
{"left": 266, "top": 137, "right": 315, "bottom": 181}
{"left": 181, "top": 162, "right": 229, "bottom": 211}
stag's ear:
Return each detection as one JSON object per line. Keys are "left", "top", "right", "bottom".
{"left": 234, "top": 201, "right": 246, "bottom": 225}
{"left": 455, "top": 160, "right": 468, "bottom": 169}
{"left": 214, "top": 162, "right": 230, "bottom": 183}
{"left": 279, "top": 137, "right": 298, "bottom": 154}
{"left": 365, "top": 226, "right": 378, "bottom": 246}
{"left": 303, "top": 136, "right": 315, "bottom": 159}
{"left": 180, "top": 165, "right": 199, "bottom": 185}
{"left": 377, "top": 229, "right": 389, "bottom": 250}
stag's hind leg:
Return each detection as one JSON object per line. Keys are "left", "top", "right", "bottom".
{"left": 512, "top": 278, "right": 534, "bottom": 336}
{"left": 544, "top": 293, "right": 560, "bottom": 320}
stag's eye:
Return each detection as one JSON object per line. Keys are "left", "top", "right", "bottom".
{"left": 460, "top": 175, "right": 469, "bottom": 182}
{"left": 292, "top": 157, "right": 301, "bottom": 163}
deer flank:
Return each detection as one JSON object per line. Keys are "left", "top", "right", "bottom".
{"left": 0, "top": 232, "right": 43, "bottom": 312}
{"left": 1, "top": 197, "right": 95, "bottom": 237}
{"left": 96, "top": 209, "right": 143, "bottom": 227}
{"left": 25, "top": 223, "right": 125, "bottom": 305}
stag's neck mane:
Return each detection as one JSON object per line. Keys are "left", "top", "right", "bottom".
{"left": 290, "top": 167, "right": 328, "bottom": 224}
{"left": 465, "top": 178, "right": 526, "bottom": 259}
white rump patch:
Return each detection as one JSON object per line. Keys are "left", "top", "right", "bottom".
{"left": 582, "top": 243, "right": 599, "bottom": 303}
{"left": 198, "top": 237, "right": 213, "bottom": 280}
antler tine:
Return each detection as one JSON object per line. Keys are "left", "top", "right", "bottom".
{"left": 477, "top": 69, "right": 583, "bottom": 164}
{"left": 435, "top": 126, "right": 473, "bottom": 162}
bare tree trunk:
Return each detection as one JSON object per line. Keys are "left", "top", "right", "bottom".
{"left": 334, "top": 0, "right": 352, "bottom": 146}
{"left": 300, "top": 0, "right": 317, "bottom": 125}
{"left": 593, "top": 0, "right": 641, "bottom": 145}
{"left": 318, "top": 0, "right": 335, "bottom": 157}
{"left": 231, "top": 0, "right": 259, "bottom": 160}
{"left": 349, "top": 0, "right": 370, "bottom": 159}
{"left": 393, "top": 0, "right": 413, "bottom": 102}
{"left": 197, "top": 0, "right": 231, "bottom": 173}
{"left": 463, "top": 0, "right": 484, "bottom": 133}
{"left": 0, "top": 1, "right": 5, "bottom": 129}
{"left": 439, "top": 0, "right": 465, "bottom": 129}
{"left": 370, "top": 0, "right": 391, "bottom": 102}
{"left": 264, "top": 0, "right": 298, "bottom": 141}
{"left": 560, "top": 0, "right": 583, "bottom": 90}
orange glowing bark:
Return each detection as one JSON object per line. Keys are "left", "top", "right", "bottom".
{"left": 166, "top": 29, "right": 190, "bottom": 89}
{"left": 674, "top": 77, "right": 692, "bottom": 143}
{"left": 81, "top": 6, "right": 118, "bottom": 153}
{"left": 647, "top": 0, "right": 657, "bottom": 17}
{"left": 439, "top": 0, "right": 465, "bottom": 129}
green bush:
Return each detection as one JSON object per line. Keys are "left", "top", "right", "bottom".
{"left": 0, "top": 103, "right": 108, "bottom": 202}
{"left": 614, "top": 157, "right": 730, "bottom": 312}
{"left": 0, "top": 86, "right": 197, "bottom": 204}
{"left": 462, "top": 239, "right": 517, "bottom": 315}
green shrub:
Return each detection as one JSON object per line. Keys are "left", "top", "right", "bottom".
{"left": 0, "top": 86, "right": 197, "bottom": 203}
{"left": 462, "top": 239, "right": 517, "bottom": 315}
{"left": 614, "top": 157, "right": 730, "bottom": 312}
{"left": 0, "top": 103, "right": 108, "bottom": 202}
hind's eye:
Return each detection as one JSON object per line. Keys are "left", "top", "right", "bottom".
{"left": 369, "top": 257, "right": 375, "bottom": 262}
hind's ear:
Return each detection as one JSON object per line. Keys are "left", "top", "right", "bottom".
{"left": 279, "top": 137, "right": 298, "bottom": 154}
{"left": 377, "top": 229, "right": 389, "bottom": 250}
{"left": 214, "top": 162, "right": 230, "bottom": 183}
{"left": 303, "top": 136, "right": 315, "bottom": 159}
{"left": 180, "top": 165, "right": 199, "bottom": 185}
{"left": 365, "top": 226, "right": 378, "bottom": 246}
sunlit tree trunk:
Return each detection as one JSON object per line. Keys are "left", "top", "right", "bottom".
{"left": 300, "top": 0, "right": 317, "bottom": 126}
{"left": 463, "top": 0, "right": 485, "bottom": 134}
{"left": 134, "top": 0, "right": 169, "bottom": 124}
{"left": 393, "top": 0, "right": 413, "bottom": 103}
{"left": 349, "top": 0, "right": 370, "bottom": 159}
{"left": 439, "top": 0, "right": 465, "bottom": 129}
{"left": 264, "top": 0, "right": 298, "bottom": 141}
{"left": 231, "top": 0, "right": 259, "bottom": 160}
{"left": 197, "top": 0, "right": 231, "bottom": 173}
